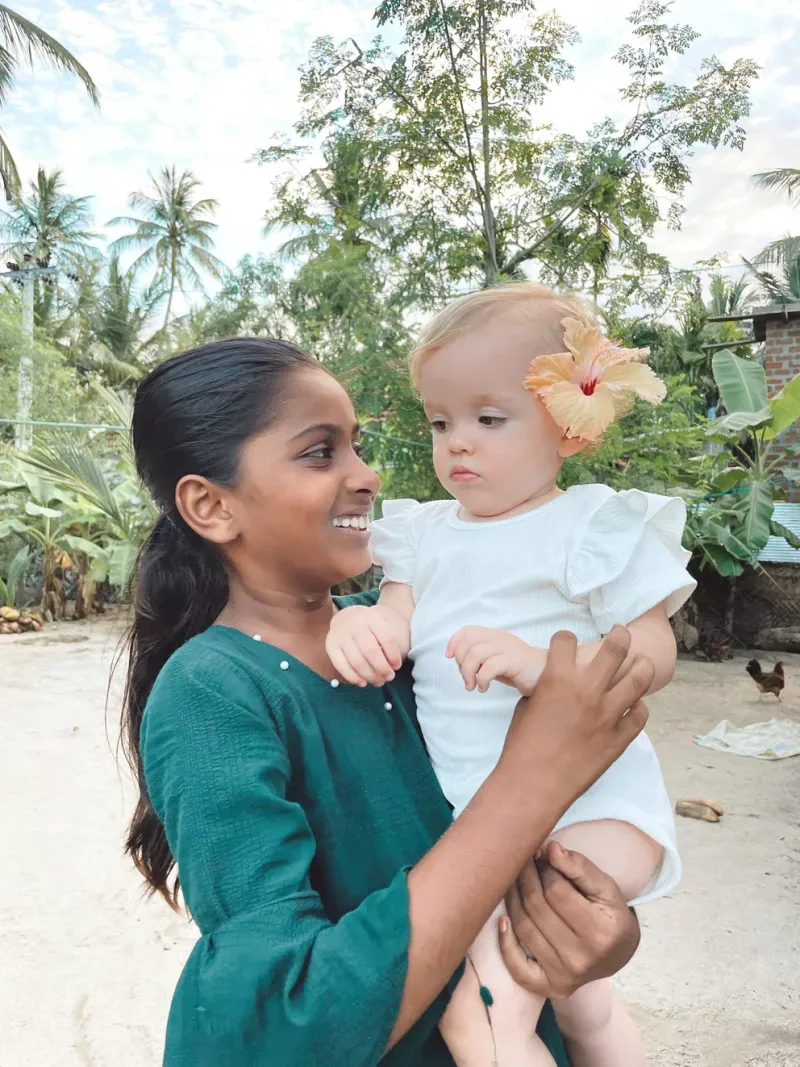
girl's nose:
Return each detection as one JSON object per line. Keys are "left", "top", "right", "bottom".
{"left": 349, "top": 449, "right": 380, "bottom": 498}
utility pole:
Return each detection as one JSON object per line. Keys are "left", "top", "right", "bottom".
{"left": 1, "top": 253, "right": 59, "bottom": 451}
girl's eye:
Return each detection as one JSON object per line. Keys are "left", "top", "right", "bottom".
{"left": 303, "top": 445, "right": 333, "bottom": 462}
{"left": 478, "top": 414, "right": 506, "bottom": 427}
{"left": 353, "top": 441, "right": 364, "bottom": 457}
{"left": 430, "top": 419, "right": 448, "bottom": 433}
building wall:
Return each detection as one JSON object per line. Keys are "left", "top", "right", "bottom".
{"left": 764, "top": 316, "right": 800, "bottom": 502}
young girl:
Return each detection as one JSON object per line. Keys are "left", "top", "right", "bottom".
{"left": 327, "top": 283, "right": 696, "bottom": 1067}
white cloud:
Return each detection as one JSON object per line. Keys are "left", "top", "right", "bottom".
{"left": 5, "top": 0, "right": 798, "bottom": 301}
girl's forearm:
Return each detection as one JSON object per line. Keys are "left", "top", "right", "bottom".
{"left": 388, "top": 766, "right": 564, "bottom": 1048}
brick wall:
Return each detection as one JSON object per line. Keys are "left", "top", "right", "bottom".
{"left": 764, "top": 316, "right": 800, "bottom": 502}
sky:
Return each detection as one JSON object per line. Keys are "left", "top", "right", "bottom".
{"left": 8, "top": 0, "right": 800, "bottom": 296}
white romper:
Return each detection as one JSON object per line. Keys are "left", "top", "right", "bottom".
{"left": 369, "top": 483, "right": 696, "bottom": 905}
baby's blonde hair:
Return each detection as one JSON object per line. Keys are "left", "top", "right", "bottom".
{"left": 408, "top": 282, "right": 597, "bottom": 388}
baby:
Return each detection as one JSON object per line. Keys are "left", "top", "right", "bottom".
{"left": 327, "top": 283, "right": 695, "bottom": 1067}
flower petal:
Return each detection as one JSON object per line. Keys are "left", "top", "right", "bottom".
{"left": 539, "top": 380, "right": 617, "bottom": 440}
{"left": 524, "top": 352, "right": 575, "bottom": 392}
{"left": 603, "top": 361, "right": 666, "bottom": 405}
{"left": 595, "top": 340, "right": 651, "bottom": 369}
{"left": 562, "top": 318, "right": 605, "bottom": 369}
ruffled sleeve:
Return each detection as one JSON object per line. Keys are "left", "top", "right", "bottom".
{"left": 369, "top": 499, "right": 423, "bottom": 585}
{"left": 561, "top": 488, "right": 696, "bottom": 635}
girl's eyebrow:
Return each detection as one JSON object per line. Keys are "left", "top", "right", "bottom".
{"left": 289, "top": 421, "right": 360, "bottom": 443}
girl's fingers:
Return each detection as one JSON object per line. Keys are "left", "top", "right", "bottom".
{"left": 615, "top": 698, "right": 649, "bottom": 746}
{"left": 605, "top": 655, "right": 654, "bottom": 719}
{"left": 581, "top": 625, "right": 632, "bottom": 693}
{"left": 497, "top": 912, "right": 551, "bottom": 997}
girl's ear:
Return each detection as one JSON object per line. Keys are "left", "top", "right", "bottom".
{"left": 557, "top": 434, "right": 590, "bottom": 458}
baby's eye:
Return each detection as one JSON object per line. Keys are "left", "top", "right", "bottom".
{"left": 478, "top": 414, "right": 506, "bottom": 427}
{"left": 430, "top": 418, "right": 448, "bottom": 433}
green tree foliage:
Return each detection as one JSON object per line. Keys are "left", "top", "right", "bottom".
{"left": 273, "top": 0, "right": 757, "bottom": 304}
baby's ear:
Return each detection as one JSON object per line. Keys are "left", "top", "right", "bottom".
{"left": 557, "top": 434, "right": 590, "bottom": 458}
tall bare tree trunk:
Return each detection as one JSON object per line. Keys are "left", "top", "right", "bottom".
{"left": 478, "top": 0, "right": 498, "bottom": 287}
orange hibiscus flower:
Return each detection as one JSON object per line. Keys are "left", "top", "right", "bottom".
{"left": 524, "top": 317, "right": 666, "bottom": 441}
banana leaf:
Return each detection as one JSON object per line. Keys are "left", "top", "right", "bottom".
{"left": 763, "top": 371, "right": 800, "bottom": 441}
{"left": 712, "top": 349, "right": 769, "bottom": 416}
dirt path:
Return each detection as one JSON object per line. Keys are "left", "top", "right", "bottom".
{"left": 2, "top": 618, "right": 799, "bottom": 1066}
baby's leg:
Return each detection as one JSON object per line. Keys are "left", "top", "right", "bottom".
{"left": 440, "top": 902, "right": 556, "bottom": 1067}
{"left": 548, "top": 820, "right": 661, "bottom": 1067}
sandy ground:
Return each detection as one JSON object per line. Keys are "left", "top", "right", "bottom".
{"left": 2, "top": 616, "right": 799, "bottom": 1067}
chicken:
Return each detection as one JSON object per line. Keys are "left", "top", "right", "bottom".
{"left": 745, "top": 659, "right": 785, "bottom": 701}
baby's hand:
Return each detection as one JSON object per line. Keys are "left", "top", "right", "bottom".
{"left": 326, "top": 605, "right": 411, "bottom": 688}
{"left": 446, "top": 626, "right": 547, "bottom": 696}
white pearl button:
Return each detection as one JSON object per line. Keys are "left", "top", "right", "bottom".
{"left": 253, "top": 634, "right": 262, "bottom": 642}
{"left": 330, "top": 679, "right": 340, "bottom": 688}
{"left": 384, "top": 702, "right": 393, "bottom": 711}
{"left": 280, "top": 661, "right": 289, "bottom": 670}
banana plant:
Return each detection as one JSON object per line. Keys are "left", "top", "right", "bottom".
{"left": 0, "top": 472, "right": 78, "bottom": 615}
{"left": 0, "top": 545, "right": 30, "bottom": 608}
{"left": 685, "top": 349, "right": 800, "bottom": 577}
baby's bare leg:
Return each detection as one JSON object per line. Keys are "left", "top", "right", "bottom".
{"left": 440, "top": 902, "right": 557, "bottom": 1067}
{"left": 548, "top": 820, "right": 661, "bottom": 1067}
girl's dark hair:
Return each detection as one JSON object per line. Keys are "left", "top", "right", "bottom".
{"left": 122, "top": 337, "right": 319, "bottom": 906}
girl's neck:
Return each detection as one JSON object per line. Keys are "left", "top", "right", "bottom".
{"left": 218, "top": 574, "right": 336, "bottom": 646}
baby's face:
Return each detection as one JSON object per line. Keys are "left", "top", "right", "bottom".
{"left": 418, "top": 311, "right": 569, "bottom": 519}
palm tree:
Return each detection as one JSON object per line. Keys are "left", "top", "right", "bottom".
{"left": 89, "top": 255, "right": 165, "bottom": 381}
{"left": 0, "top": 166, "right": 98, "bottom": 268}
{"left": 108, "top": 167, "right": 225, "bottom": 327}
{"left": 0, "top": 6, "right": 98, "bottom": 198}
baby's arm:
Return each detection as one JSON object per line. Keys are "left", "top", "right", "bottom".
{"left": 448, "top": 602, "right": 674, "bottom": 698}
{"left": 326, "top": 583, "right": 414, "bottom": 687}
{"left": 576, "top": 602, "right": 676, "bottom": 694}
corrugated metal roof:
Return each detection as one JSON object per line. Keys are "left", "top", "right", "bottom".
{"left": 759, "top": 502, "right": 800, "bottom": 564}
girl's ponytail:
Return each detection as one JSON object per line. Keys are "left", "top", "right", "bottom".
{"left": 120, "top": 338, "right": 319, "bottom": 905}
{"left": 122, "top": 514, "right": 228, "bottom": 905}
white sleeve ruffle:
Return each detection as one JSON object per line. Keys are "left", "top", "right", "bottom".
{"left": 561, "top": 489, "right": 696, "bottom": 634}
{"left": 369, "top": 498, "right": 422, "bottom": 586}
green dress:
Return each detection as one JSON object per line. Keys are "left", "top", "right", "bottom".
{"left": 142, "top": 591, "right": 570, "bottom": 1067}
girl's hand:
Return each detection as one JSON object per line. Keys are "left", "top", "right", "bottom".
{"left": 446, "top": 626, "right": 546, "bottom": 696}
{"left": 326, "top": 605, "right": 410, "bottom": 687}
{"left": 499, "top": 842, "right": 641, "bottom": 998}
{"left": 496, "top": 627, "right": 652, "bottom": 807}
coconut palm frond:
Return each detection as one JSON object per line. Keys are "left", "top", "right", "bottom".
{"left": 0, "top": 124, "right": 20, "bottom": 198}
{"left": 22, "top": 440, "right": 130, "bottom": 537}
{"left": 752, "top": 235, "right": 800, "bottom": 270}
{"left": 753, "top": 167, "right": 800, "bottom": 204}
{"left": 0, "top": 5, "right": 98, "bottom": 105}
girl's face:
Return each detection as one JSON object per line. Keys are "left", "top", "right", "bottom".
{"left": 418, "top": 312, "right": 575, "bottom": 519}
{"left": 223, "top": 368, "right": 380, "bottom": 592}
